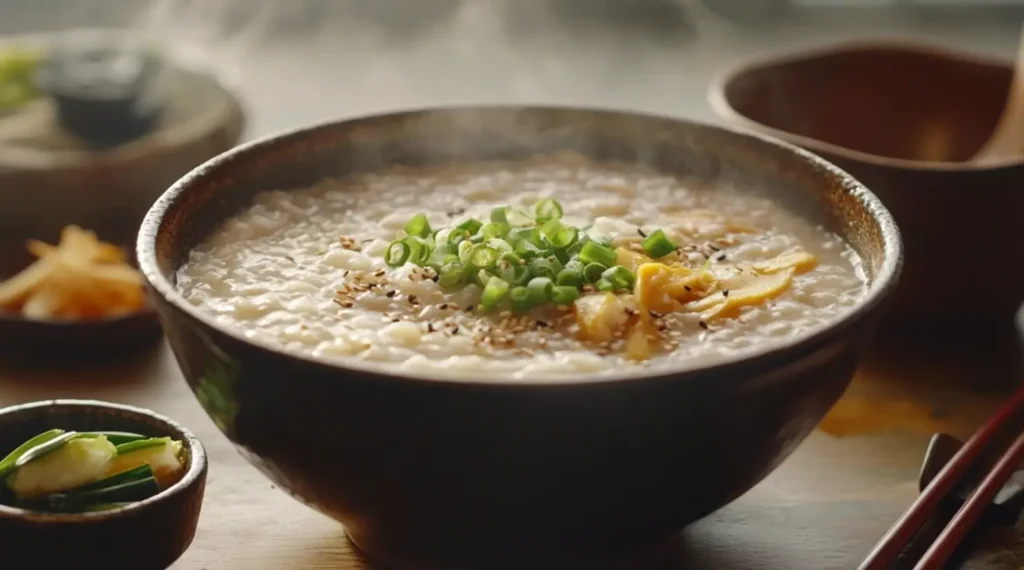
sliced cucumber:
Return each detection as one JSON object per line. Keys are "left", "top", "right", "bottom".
{"left": 6, "top": 436, "right": 116, "bottom": 499}
{"left": 0, "top": 429, "right": 66, "bottom": 479}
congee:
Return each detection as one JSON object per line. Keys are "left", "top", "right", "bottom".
{"left": 177, "top": 153, "right": 868, "bottom": 379}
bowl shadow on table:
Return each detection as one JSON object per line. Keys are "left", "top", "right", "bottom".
{"left": 709, "top": 39, "right": 1024, "bottom": 384}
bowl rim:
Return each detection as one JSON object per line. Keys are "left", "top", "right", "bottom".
{"left": 0, "top": 27, "right": 246, "bottom": 172}
{"left": 707, "top": 37, "right": 1024, "bottom": 172}
{"left": 137, "top": 104, "right": 904, "bottom": 386}
{"left": 0, "top": 399, "right": 207, "bottom": 522}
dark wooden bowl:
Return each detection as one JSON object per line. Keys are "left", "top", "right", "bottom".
{"left": 137, "top": 106, "right": 902, "bottom": 569}
{"left": 0, "top": 399, "right": 207, "bottom": 570}
{"left": 0, "top": 237, "right": 163, "bottom": 362}
{"left": 708, "top": 39, "right": 1024, "bottom": 324}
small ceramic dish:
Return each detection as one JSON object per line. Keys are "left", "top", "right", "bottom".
{"left": 708, "top": 39, "right": 1024, "bottom": 323}
{"left": 0, "top": 238, "right": 163, "bottom": 360}
{"left": 0, "top": 399, "right": 207, "bottom": 569}
{"left": 0, "top": 28, "right": 246, "bottom": 241}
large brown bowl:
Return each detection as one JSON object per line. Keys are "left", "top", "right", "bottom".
{"left": 137, "top": 106, "right": 902, "bottom": 569}
{"left": 0, "top": 399, "right": 207, "bottom": 569}
{"left": 708, "top": 39, "right": 1024, "bottom": 323}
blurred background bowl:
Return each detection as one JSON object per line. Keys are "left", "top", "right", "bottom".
{"left": 0, "top": 28, "right": 246, "bottom": 245}
{"left": 709, "top": 39, "right": 1024, "bottom": 330}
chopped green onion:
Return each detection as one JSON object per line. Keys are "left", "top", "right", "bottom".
{"left": 535, "top": 198, "right": 563, "bottom": 221}
{"left": 473, "top": 269, "right": 496, "bottom": 288}
{"left": 438, "top": 262, "right": 467, "bottom": 291}
{"left": 384, "top": 241, "right": 411, "bottom": 267}
{"left": 481, "top": 277, "right": 511, "bottom": 309}
{"left": 505, "top": 208, "right": 535, "bottom": 227}
{"left": 402, "top": 237, "right": 431, "bottom": 265}
{"left": 448, "top": 229, "right": 471, "bottom": 245}
{"left": 526, "top": 277, "right": 554, "bottom": 305}
{"left": 528, "top": 258, "right": 557, "bottom": 280}
{"left": 487, "top": 238, "right": 513, "bottom": 253}
{"left": 583, "top": 262, "right": 608, "bottom": 283}
{"left": 456, "top": 218, "right": 483, "bottom": 236}
{"left": 404, "top": 213, "right": 432, "bottom": 238}
{"left": 595, "top": 278, "right": 615, "bottom": 292}
{"left": 514, "top": 239, "right": 543, "bottom": 259}
{"left": 550, "top": 286, "right": 581, "bottom": 305}
{"left": 641, "top": 229, "right": 677, "bottom": 258}
{"left": 510, "top": 286, "right": 532, "bottom": 313}
{"left": 490, "top": 207, "right": 509, "bottom": 224}
{"left": 579, "top": 241, "right": 618, "bottom": 267}
{"left": 556, "top": 267, "right": 584, "bottom": 287}
{"left": 480, "top": 222, "right": 511, "bottom": 239}
{"left": 466, "top": 245, "right": 500, "bottom": 269}
{"left": 540, "top": 219, "right": 578, "bottom": 249}
{"left": 602, "top": 266, "right": 636, "bottom": 290}
{"left": 495, "top": 253, "right": 529, "bottom": 284}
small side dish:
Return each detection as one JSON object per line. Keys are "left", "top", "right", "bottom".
{"left": 0, "top": 225, "right": 147, "bottom": 321}
{"left": 0, "top": 429, "right": 185, "bottom": 513}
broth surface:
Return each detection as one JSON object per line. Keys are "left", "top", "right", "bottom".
{"left": 177, "top": 155, "right": 868, "bottom": 380}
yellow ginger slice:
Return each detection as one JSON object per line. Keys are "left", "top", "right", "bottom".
{"left": 684, "top": 267, "right": 796, "bottom": 322}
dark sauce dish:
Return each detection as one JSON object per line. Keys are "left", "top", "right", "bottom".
{"left": 138, "top": 106, "right": 902, "bottom": 569}
{"left": 0, "top": 400, "right": 207, "bottom": 570}
{"left": 35, "top": 44, "right": 165, "bottom": 150}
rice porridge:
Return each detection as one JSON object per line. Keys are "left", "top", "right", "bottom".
{"left": 177, "top": 154, "right": 868, "bottom": 380}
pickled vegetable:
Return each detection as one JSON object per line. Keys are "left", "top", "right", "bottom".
{"left": 0, "top": 429, "right": 186, "bottom": 513}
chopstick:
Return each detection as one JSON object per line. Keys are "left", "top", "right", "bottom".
{"left": 913, "top": 430, "right": 1024, "bottom": 569}
{"left": 857, "top": 385, "right": 1024, "bottom": 570}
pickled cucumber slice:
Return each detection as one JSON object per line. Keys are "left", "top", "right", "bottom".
{"left": 7, "top": 436, "right": 116, "bottom": 499}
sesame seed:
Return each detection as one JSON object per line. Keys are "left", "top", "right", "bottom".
{"left": 699, "top": 320, "right": 709, "bottom": 330}
{"left": 723, "top": 290, "right": 730, "bottom": 297}
{"left": 716, "top": 253, "right": 727, "bottom": 261}
{"left": 683, "top": 285, "right": 692, "bottom": 292}
{"left": 408, "top": 295, "right": 419, "bottom": 305}
{"left": 637, "top": 228, "right": 647, "bottom": 237}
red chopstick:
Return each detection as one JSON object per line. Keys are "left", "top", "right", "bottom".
{"left": 913, "top": 430, "right": 1024, "bottom": 570}
{"left": 857, "top": 385, "right": 1024, "bottom": 570}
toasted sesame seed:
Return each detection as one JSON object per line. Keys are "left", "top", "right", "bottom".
{"left": 699, "top": 320, "right": 708, "bottom": 330}
{"left": 716, "top": 253, "right": 727, "bottom": 261}
{"left": 722, "top": 290, "right": 730, "bottom": 297}
{"left": 637, "top": 228, "right": 647, "bottom": 238}
{"left": 684, "top": 285, "right": 692, "bottom": 292}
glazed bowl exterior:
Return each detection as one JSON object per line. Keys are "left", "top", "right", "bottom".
{"left": 137, "top": 106, "right": 902, "bottom": 568}
{"left": 709, "top": 39, "right": 1024, "bottom": 323}
{"left": 0, "top": 399, "right": 207, "bottom": 570}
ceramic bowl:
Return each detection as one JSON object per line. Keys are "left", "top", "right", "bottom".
{"left": 0, "top": 236, "right": 163, "bottom": 361}
{"left": 0, "top": 28, "right": 246, "bottom": 241}
{"left": 0, "top": 399, "right": 207, "bottom": 570}
{"left": 709, "top": 39, "right": 1024, "bottom": 323}
{"left": 138, "top": 106, "right": 902, "bottom": 569}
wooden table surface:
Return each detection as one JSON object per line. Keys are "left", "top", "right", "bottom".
{"left": 0, "top": 322, "right": 1021, "bottom": 570}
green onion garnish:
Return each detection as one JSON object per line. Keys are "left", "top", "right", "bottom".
{"left": 535, "top": 198, "right": 563, "bottom": 221}
{"left": 404, "top": 213, "right": 432, "bottom": 238}
{"left": 540, "top": 220, "right": 578, "bottom": 249}
{"left": 481, "top": 277, "right": 511, "bottom": 309}
{"left": 403, "top": 237, "right": 431, "bottom": 265}
{"left": 602, "top": 266, "right": 636, "bottom": 290}
{"left": 384, "top": 241, "right": 412, "bottom": 267}
{"left": 510, "top": 286, "right": 532, "bottom": 313}
{"left": 528, "top": 258, "right": 557, "bottom": 280}
{"left": 579, "top": 241, "right": 618, "bottom": 267}
{"left": 456, "top": 218, "right": 483, "bottom": 236}
{"left": 641, "top": 229, "right": 677, "bottom": 258}
{"left": 495, "top": 253, "right": 528, "bottom": 284}
{"left": 438, "top": 262, "right": 467, "bottom": 291}
{"left": 556, "top": 266, "right": 584, "bottom": 287}
{"left": 583, "top": 262, "right": 607, "bottom": 283}
{"left": 595, "top": 278, "right": 615, "bottom": 292}
{"left": 466, "top": 245, "right": 500, "bottom": 270}
{"left": 526, "top": 277, "right": 554, "bottom": 305}
{"left": 551, "top": 285, "right": 581, "bottom": 305}
{"left": 480, "top": 222, "right": 511, "bottom": 240}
